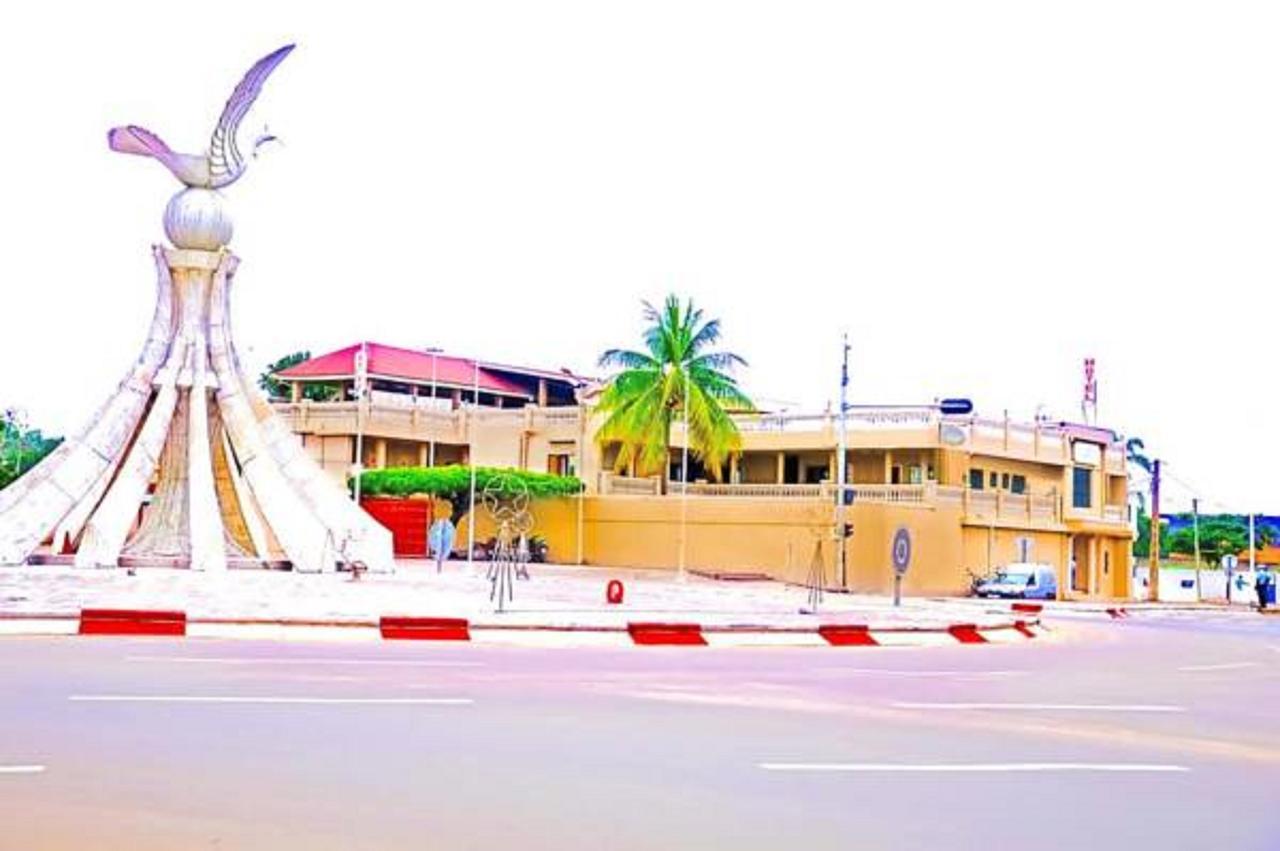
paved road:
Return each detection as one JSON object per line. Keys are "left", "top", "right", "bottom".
{"left": 2, "top": 613, "right": 1278, "bottom": 850}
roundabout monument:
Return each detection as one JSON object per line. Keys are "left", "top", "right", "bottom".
{"left": 0, "top": 45, "right": 392, "bottom": 573}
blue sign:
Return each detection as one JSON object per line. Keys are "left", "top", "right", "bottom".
{"left": 892, "top": 527, "right": 912, "bottom": 575}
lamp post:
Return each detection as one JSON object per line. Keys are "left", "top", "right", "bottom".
{"left": 836, "top": 333, "right": 850, "bottom": 588}
{"left": 466, "top": 357, "right": 480, "bottom": 567}
{"left": 678, "top": 366, "right": 690, "bottom": 583}
{"left": 425, "top": 346, "right": 442, "bottom": 468}
{"left": 352, "top": 343, "right": 369, "bottom": 506}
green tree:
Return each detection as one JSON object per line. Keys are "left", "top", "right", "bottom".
{"left": 0, "top": 409, "right": 62, "bottom": 491}
{"left": 1132, "top": 508, "right": 1169, "bottom": 559}
{"left": 356, "top": 465, "right": 582, "bottom": 525}
{"left": 595, "top": 296, "right": 753, "bottom": 493}
{"left": 1166, "top": 514, "right": 1274, "bottom": 567}
{"left": 258, "top": 351, "right": 339, "bottom": 402}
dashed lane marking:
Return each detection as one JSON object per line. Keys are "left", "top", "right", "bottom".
{"left": 125, "top": 656, "right": 482, "bottom": 668}
{"left": 69, "top": 695, "right": 473, "bottom": 706}
{"left": 891, "top": 702, "right": 1185, "bottom": 713}
{"left": 759, "top": 762, "right": 1190, "bottom": 774}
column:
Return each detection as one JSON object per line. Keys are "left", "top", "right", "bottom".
{"left": 290, "top": 381, "right": 301, "bottom": 403}
{"left": 374, "top": 438, "right": 388, "bottom": 470}
{"left": 1088, "top": 537, "right": 1098, "bottom": 596}
{"left": 418, "top": 443, "right": 428, "bottom": 467}
{"left": 537, "top": 378, "right": 548, "bottom": 408}
{"left": 776, "top": 452, "right": 785, "bottom": 484}
{"left": 729, "top": 453, "right": 740, "bottom": 484}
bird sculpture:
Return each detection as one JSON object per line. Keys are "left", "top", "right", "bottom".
{"left": 107, "top": 44, "right": 295, "bottom": 189}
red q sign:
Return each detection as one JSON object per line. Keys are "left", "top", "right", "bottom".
{"left": 606, "top": 580, "right": 625, "bottom": 605}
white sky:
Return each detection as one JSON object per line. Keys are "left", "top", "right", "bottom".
{"left": 2, "top": 1, "right": 1275, "bottom": 513}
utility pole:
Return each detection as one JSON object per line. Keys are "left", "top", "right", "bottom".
{"left": 1149, "top": 458, "right": 1161, "bottom": 601}
{"left": 1249, "top": 512, "right": 1256, "bottom": 572}
{"left": 1192, "top": 497, "right": 1201, "bottom": 602}
{"left": 836, "top": 333, "right": 850, "bottom": 587}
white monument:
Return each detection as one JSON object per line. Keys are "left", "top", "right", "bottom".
{"left": 0, "top": 45, "right": 393, "bottom": 573}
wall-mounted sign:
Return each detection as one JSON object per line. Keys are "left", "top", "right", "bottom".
{"left": 1071, "top": 441, "right": 1102, "bottom": 466}
{"left": 940, "top": 424, "right": 967, "bottom": 446}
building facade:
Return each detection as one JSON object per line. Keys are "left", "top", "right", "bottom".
{"left": 276, "top": 343, "right": 1135, "bottom": 599}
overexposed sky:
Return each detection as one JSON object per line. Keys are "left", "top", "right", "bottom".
{"left": 1, "top": 1, "right": 1275, "bottom": 512}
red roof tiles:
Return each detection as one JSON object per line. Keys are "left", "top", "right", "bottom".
{"left": 278, "top": 343, "right": 533, "bottom": 398}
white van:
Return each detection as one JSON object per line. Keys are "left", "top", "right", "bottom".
{"left": 974, "top": 563, "right": 1058, "bottom": 600}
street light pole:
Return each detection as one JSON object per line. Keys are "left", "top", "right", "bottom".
{"left": 352, "top": 343, "right": 368, "bottom": 506}
{"left": 426, "top": 346, "right": 441, "bottom": 468}
{"left": 678, "top": 367, "right": 690, "bottom": 583}
{"left": 836, "top": 333, "right": 850, "bottom": 588}
{"left": 466, "top": 358, "right": 480, "bottom": 567}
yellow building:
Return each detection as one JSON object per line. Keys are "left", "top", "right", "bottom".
{"left": 276, "top": 343, "right": 1135, "bottom": 600}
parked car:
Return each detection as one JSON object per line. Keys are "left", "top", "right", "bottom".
{"left": 973, "top": 563, "right": 1058, "bottom": 600}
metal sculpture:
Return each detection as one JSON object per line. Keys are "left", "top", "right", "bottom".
{"left": 481, "top": 473, "right": 536, "bottom": 612}
{"left": 0, "top": 44, "right": 393, "bottom": 574}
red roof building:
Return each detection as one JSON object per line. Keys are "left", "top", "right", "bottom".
{"left": 276, "top": 342, "right": 591, "bottom": 408}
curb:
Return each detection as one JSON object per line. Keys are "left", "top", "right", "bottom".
{"left": 0, "top": 609, "right": 1044, "bottom": 648}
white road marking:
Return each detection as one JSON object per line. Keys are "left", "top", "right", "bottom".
{"left": 69, "top": 695, "right": 472, "bottom": 706}
{"left": 0, "top": 765, "right": 46, "bottom": 775}
{"left": 820, "top": 668, "right": 1026, "bottom": 678}
{"left": 125, "top": 656, "right": 482, "bottom": 668}
{"left": 1178, "top": 662, "right": 1261, "bottom": 672}
{"left": 892, "top": 702, "right": 1185, "bottom": 713}
{"left": 760, "top": 762, "right": 1189, "bottom": 774}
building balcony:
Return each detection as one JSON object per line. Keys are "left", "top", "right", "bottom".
{"left": 273, "top": 399, "right": 584, "bottom": 445}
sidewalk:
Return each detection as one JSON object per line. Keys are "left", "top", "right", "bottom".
{"left": 1, "top": 560, "right": 1017, "bottom": 631}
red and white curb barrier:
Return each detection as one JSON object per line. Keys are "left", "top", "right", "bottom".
{"left": 0, "top": 609, "right": 1045, "bottom": 648}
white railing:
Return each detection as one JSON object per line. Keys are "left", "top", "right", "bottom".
{"left": 670, "top": 482, "right": 825, "bottom": 498}
{"left": 601, "top": 475, "right": 662, "bottom": 496}
{"left": 732, "top": 413, "right": 833, "bottom": 433}
{"left": 1103, "top": 504, "right": 1128, "bottom": 524}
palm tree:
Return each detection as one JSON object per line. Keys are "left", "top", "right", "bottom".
{"left": 596, "top": 296, "right": 753, "bottom": 493}
{"left": 1125, "top": 437, "right": 1152, "bottom": 512}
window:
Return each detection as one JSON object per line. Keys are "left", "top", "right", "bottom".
{"left": 1001, "top": 473, "right": 1010, "bottom": 490}
{"left": 891, "top": 466, "right": 902, "bottom": 485}
{"left": 1072, "top": 466, "right": 1092, "bottom": 509}
{"left": 547, "top": 453, "right": 574, "bottom": 477}
{"left": 989, "top": 472, "right": 998, "bottom": 488}
{"left": 969, "top": 469, "right": 985, "bottom": 490}
{"left": 1011, "top": 474, "right": 1026, "bottom": 494}
{"left": 907, "top": 466, "right": 923, "bottom": 485}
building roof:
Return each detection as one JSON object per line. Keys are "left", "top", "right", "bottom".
{"left": 1236, "top": 545, "right": 1280, "bottom": 566}
{"left": 278, "top": 343, "right": 536, "bottom": 398}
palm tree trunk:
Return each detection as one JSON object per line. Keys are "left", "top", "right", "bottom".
{"left": 660, "top": 416, "right": 672, "bottom": 496}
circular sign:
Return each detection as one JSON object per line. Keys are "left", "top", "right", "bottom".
{"left": 891, "top": 527, "right": 912, "bottom": 575}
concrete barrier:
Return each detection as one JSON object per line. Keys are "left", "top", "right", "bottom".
{"left": 818, "top": 624, "right": 879, "bottom": 646}
{"left": 947, "top": 624, "right": 987, "bottom": 644}
{"left": 627, "top": 622, "right": 707, "bottom": 646}
{"left": 379, "top": 616, "right": 471, "bottom": 641}
{"left": 79, "top": 609, "right": 186, "bottom": 636}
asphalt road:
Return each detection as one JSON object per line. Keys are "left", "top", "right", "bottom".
{"left": 2, "top": 613, "right": 1279, "bottom": 850}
